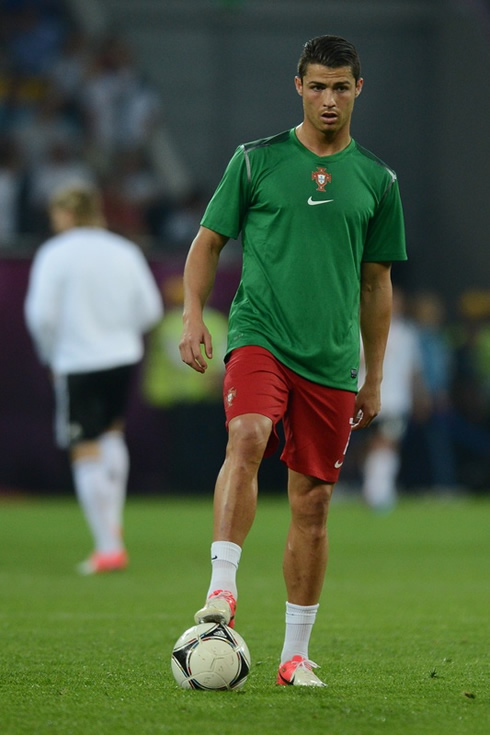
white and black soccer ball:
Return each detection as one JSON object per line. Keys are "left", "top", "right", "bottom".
{"left": 171, "top": 622, "right": 251, "bottom": 690}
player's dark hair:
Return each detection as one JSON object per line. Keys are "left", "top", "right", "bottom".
{"left": 297, "top": 35, "right": 361, "bottom": 82}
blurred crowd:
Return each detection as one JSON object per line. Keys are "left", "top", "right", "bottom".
{"left": 342, "top": 287, "right": 490, "bottom": 501}
{"left": 1, "top": 1, "right": 489, "bottom": 498}
{"left": 0, "top": 0, "right": 201, "bottom": 252}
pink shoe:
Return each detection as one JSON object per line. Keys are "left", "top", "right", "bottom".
{"left": 276, "top": 655, "right": 327, "bottom": 687}
{"left": 194, "top": 589, "right": 237, "bottom": 628}
{"left": 77, "top": 550, "right": 128, "bottom": 575}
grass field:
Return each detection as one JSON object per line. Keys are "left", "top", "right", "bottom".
{"left": 1, "top": 493, "right": 489, "bottom": 735}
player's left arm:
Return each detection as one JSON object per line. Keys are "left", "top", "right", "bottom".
{"left": 354, "top": 261, "right": 393, "bottom": 430}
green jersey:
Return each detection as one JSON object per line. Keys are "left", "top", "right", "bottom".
{"left": 201, "top": 129, "right": 407, "bottom": 391}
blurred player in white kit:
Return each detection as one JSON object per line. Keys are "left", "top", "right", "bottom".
{"left": 25, "top": 185, "right": 163, "bottom": 573}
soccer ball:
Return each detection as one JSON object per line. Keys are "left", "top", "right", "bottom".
{"left": 171, "top": 622, "right": 251, "bottom": 690}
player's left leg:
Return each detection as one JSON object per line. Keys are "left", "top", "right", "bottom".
{"left": 99, "top": 421, "right": 129, "bottom": 539}
{"left": 284, "top": 470, "right": 333, "bottom": 605}
{"left": 361, "top": 418, "right": 405, "bottom": 512}
{"left": 276, "top": 374, "right": 354, "bottom": 687}
{"left": 71, "top": 439, "right": 128, "bottom": 575}
{"left": 276, "top": 470, "right": 332, "bottom": 687}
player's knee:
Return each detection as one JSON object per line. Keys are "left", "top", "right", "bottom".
{"left": 290, "top": 479, "right": 332, "bottom": 523}
{"left": 227, "top": 414, "right": 271, "bottom": 463}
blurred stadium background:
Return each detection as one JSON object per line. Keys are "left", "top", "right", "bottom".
{"left": 1, "top": 0, "right": 489, "bottom": 496}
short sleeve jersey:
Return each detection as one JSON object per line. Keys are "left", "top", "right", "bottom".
{"left": 201, "top": 129, "right": 407, "bottom": 391}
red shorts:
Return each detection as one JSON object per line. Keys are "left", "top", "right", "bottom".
{"left": 223, "top": 346, "right": 356, "bottom": 483}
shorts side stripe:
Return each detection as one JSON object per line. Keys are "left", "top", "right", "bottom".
{"left": 54, "top": 374, "right": 70, "bottom": 449}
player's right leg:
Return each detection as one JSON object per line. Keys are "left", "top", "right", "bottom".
{"left": 194, "top": 412, "right": 272, "bottom": 628}
{"left": 194, "top": 347, "right": 287, "bottom": 629}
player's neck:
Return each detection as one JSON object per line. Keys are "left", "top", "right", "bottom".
{"left": 295, "top": 123, "right": 351, "bottom": 157}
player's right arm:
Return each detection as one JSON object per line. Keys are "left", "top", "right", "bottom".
{"left": 179, "top": 226, "right": 228, "bottom": 373}
{"left": 24, "top": 246, "right": 61, "bottom": 367}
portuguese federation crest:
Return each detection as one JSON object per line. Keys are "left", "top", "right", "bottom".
{"left": 312, "top": 166, "right": 332, "bottom": 192}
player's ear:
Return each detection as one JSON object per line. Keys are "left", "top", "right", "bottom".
{"left": 355, "top": 78, "right": 364, "bottom": 97}
{"left": 294, "top": 76, "right": 303, "bottom": 97}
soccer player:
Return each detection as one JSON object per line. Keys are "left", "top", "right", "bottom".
{"left": 179, "top": 35, "right": 407, "bottom": 686}
{"left": 25, "top": 185, "right": 163, "bottom": 574}
{"left": 360, "top": 287, "right": 427, "bottom": 511}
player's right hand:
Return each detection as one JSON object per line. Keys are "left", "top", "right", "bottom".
{"left": 179, "top": 321, "right": 213, "bottom": 373}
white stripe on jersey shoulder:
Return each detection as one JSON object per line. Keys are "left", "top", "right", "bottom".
{"left": 241, "top": 145, "right": 252, "bottom": 184}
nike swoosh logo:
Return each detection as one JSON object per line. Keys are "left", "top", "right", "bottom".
{"left": 334, "top": 460, "right": 344, "bottom": 468}
{"left": 308, "top": 197, "right": 334, "bottom": 206}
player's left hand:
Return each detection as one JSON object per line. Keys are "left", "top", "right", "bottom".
{"left": 352, "top": 383, "right": 381, "bottom": 430}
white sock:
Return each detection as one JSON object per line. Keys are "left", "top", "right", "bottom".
{"left": 280, "top": 602, "right": 320, "bottom": 664}
{"left": 99, "top": 431, "right": 129, "bottom": 534}
{"left": 362, "top": 446, "right": 400, "bottom": 509}
{"left": 207, "top": 541, "right": 241, "bottom": 599}
{"left": 72, "top": 456, "right": 124, "bottom": 554}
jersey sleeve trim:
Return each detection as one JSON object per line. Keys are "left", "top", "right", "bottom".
{"left": 242, "top": 145, "right": 252, "bottom": 184}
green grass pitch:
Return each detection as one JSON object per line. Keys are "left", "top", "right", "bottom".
{"left": 1, "top": 494, "right": 489, "bottom": 734}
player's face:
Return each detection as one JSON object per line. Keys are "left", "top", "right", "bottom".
{"left": 295, "top": 64, "right": 363, "bottom": 138}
